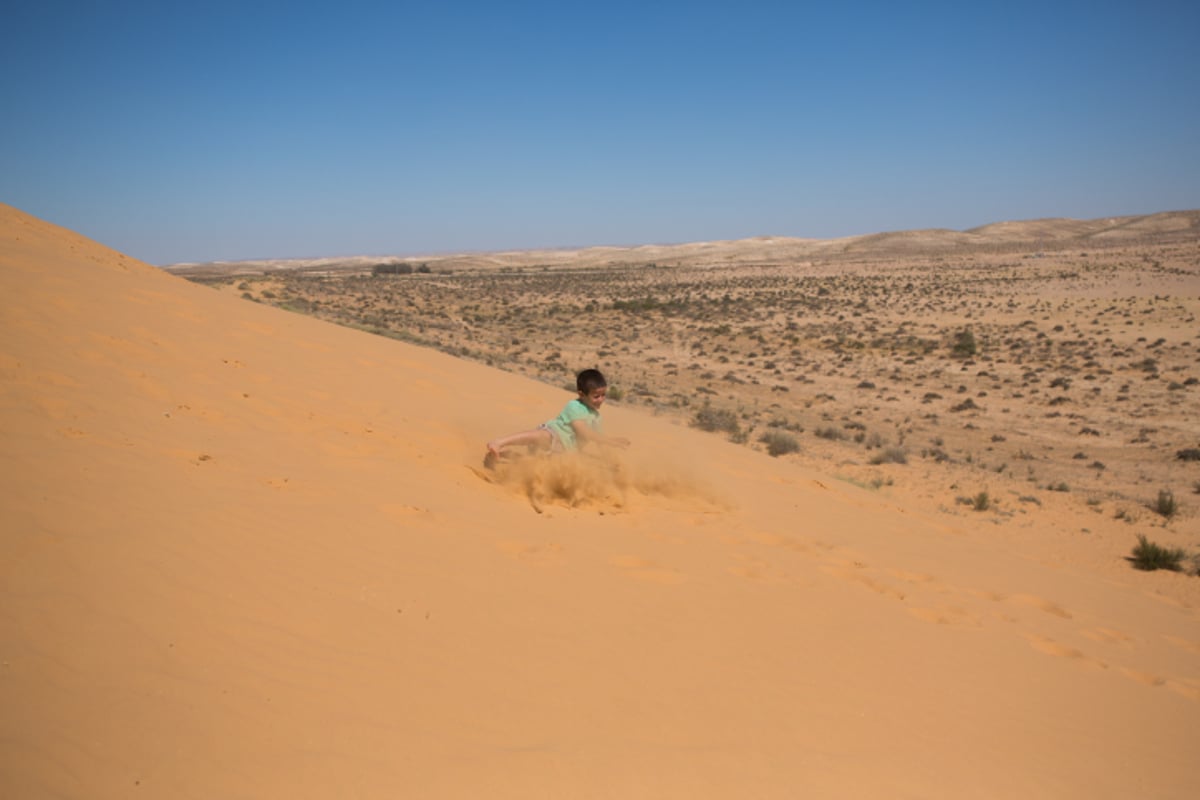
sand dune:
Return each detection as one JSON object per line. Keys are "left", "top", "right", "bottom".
{"left": 2, "top": 203, "right": 1198, "bottom": 798}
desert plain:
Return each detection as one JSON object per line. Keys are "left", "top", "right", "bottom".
{"left": 4, "top": 203, "right": 1200, "bottom": 797}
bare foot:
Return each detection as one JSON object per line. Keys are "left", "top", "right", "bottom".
{"left": 483, "top": 442, "right": 499, "bottom": 468}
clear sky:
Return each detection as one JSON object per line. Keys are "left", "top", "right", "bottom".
{"left": 3, "top": 0, "right": 1198, "bottom": 265}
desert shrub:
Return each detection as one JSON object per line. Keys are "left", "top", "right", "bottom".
{"left": 870, "top": 447, "right": 908, "bottom": 465}
{"left": 279, "top": 298, "right": 315, "bottom": 313}
{"left": 1131, "top": 358, "right": 1158, "bottom": 373}
{"left": 814, "top": 426, "right": 846, "bottom": 441}
{"left": 372, "top": 262, "right": 413, "bottom": 275}
{"left": 759, "top": 430, "right": 801, "bottom": 457}
{"left": 952, "top": 329, "right": 978, "bottom": 358}
{"left": 859, "top": 431, "right": 882, "bottom": 449}
{"left": 949, "top": 398, "right": 980, "bottom": 412}
{"left": 691, "top": 404, "right": 740, "bottom": 436}
{"left": 1176, "top": 448, "right": 1200, "bottom": 462}
{"left": 955, "top": 491, "right": 991, "bottom": 510}
{"left": 1129, "top": 535, "right": 1187, "bottom": 572}
{"left": 1150, "top": 489, "right": 1178, "bottom": 519}
{"left": 606, "top": 385, "right": 625, "bottom": 402}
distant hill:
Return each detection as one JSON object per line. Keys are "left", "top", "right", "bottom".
{"left": 164, "top": 209, "right": 1200, "bottom": 277}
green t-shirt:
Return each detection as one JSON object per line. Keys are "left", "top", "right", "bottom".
{"left": 544, "top": 398, "right": 601, "bottom": 450}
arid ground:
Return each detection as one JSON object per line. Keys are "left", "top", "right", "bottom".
{"left": 4, "top": 204, "right": 1199, "bottom": 798}
{"left": 181, "top": 211, "right": 1200, "bottom": 564}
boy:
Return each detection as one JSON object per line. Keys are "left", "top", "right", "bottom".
{"left": 486, "top": 369, "right": 629, "bottom": 464}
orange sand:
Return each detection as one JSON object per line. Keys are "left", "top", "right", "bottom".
{"left": 2, "top": 203, "right": 1197, "bottom": 798}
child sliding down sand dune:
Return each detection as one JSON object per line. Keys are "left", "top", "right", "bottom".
{"left": 486, "top": 369, "right": 629, "bottom": 466}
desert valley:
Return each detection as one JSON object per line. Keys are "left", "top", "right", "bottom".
{"left": 177, "top": 211, "right": 1200, "bottom": 565}
{"left": 4, "top": 203, "right": 1200, "bottom": 798}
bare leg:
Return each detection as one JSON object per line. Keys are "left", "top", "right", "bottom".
{"left": 486, "top": 428, "right": 553, "bottom": 459}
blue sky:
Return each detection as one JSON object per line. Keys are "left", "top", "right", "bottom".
{"left": 3, "top": 0, "right": 1198, "bottom": 265}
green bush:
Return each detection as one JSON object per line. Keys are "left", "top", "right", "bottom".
{"left": 1150, "top": 489, "right": 1178, "bottom": 519}
{"left": 1129, "top": 534, "right": 1187, "bottom": 572}
{"left": 951, "top": 329, "right": 978, "bottom": 358}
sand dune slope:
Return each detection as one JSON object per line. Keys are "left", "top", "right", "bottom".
{"left": 2, "top": 204, "right": 1198, "bottom": 798}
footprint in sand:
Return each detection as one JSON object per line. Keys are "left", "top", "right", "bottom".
{"left": 497, "top": 540, "right": 565, "bottom": 567}
{"left": 745, "top": 530, "right": 815, "bottom": 554}
{"left": 908, "top": 605, "right": 981, "bottom": 627}
{"left": 1024, "top": 634, "right": 1108, "bottom": 670}
{"left": 979, "top": 592, "right": 1073, "bottom": 620}
{"left": 1083, "top": 628, "right": 1135, "bottom": 647}
{"left": 379, "top": 503, "right": 428, "bottom": 519}
{"left": 728, "top": 553, "right": 786, "bottom": 584}
{"left": 887, "top": 569, "right": 938, "bottom": 585}
{"left": 610, "top": 556, "right": 685, "bottom": 585}
{"left": 1119, "top": 667, "right": 1167, "bottom": 688}
{"left": 822, "top": 565, "right": 907, "bottom": 601}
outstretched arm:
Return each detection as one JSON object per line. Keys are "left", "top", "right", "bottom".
{"left": 571, "top": 419, "right": 629, "bottom": 449}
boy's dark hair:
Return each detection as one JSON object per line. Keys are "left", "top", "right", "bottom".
{"left": 576, "top": 368, "right": 607, "bottom": 394}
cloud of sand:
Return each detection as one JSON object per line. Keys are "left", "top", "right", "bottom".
{"left": 484, "top": 448, "right": 729, "bottom": 514}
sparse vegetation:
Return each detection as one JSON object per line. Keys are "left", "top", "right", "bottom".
{"left": 1129, "top": 534, "right": 1188, "bottom": 572}
{"left": 181, "top": 228, "right": 1200, "bottom": 546}
{"left": 870, "top": 447, "right": 908, "bottom": 465}
{"left": 1150, "top": 489, "right": 1178, "bottom": 519}
{"left": 691, "top": 404, "right": 740, "bottom": 437}
{"left": 371, "top": 262, "right": 414, "bottom": 275}
{"left": 814, "top": 426, "right": 847, "bottom": 441}
{"left": 952, "top": 329, "right": 978, "bottom": 358}
{"left": 759, "top": 430, "right": 801, "bottom": 457}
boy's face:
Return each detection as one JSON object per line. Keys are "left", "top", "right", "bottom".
{"left": 579, "top": 386, "right": 607, "bottom": 411}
